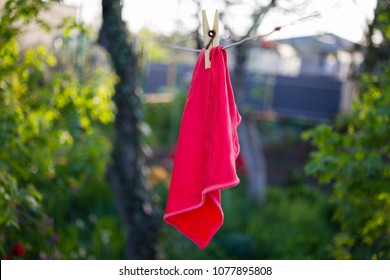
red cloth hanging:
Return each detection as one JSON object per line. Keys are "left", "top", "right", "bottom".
{"left": 164, "top": 46, "right": 241, "bottom": 249}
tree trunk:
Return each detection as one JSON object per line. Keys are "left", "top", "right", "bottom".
{"left": 238, "top": 117, "right": 267, "bottom": 204}
{"left": 233, "top": 44, "right": 267, "bottom": 204}
{"left": 98, "top": 0, "right": 161, "bottom": 259}
{"left": 363, "top": 0, "right": 390, "bottom": 72}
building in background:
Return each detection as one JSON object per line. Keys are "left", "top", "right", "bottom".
{"left": 243, "top": 33, "right": 362, "bottom": 120}
{"left": 143, "top": 33, "right": 362, "bottom": 121}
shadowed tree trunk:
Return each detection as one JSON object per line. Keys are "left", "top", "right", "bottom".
{"left": 227, "top": 0, "right": 276, "bottom": 204}
{"left": 98, "top": 0, "right": 161, "bottom": 259}
{"left": 233, "top": 45, "right": 267, "bottom": 204}
{"left": 363, "top": 0, "right": 390, "bottom": 72}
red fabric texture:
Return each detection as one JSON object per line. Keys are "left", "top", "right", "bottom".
{"left": 164, "top": 46, "right": 241, "bottom": 249}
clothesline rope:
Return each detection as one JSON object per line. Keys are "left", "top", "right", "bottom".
{"left": 223, "top": 26, "right": 281, "bottom": 50}
{"left": 160, "top": 27, "right": 281, "bottom": 53}
{"left": 159, "top": 4, "right": 342, "bottom": 52}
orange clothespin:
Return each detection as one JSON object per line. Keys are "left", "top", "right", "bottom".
{"left": 202, "top": 9, "right": 219, "bottom": 69}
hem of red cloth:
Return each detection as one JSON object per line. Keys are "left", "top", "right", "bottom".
{"left": 164, "top": 177, "right": 240, "bottom": 249}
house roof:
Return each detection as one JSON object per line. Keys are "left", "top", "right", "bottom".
{"left": 273, "top": 33, "right": 358, "bottom": 54}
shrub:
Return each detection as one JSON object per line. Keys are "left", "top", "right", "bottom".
{"left": 0, "top": 1, "right": 120, "bottom": 258}
{"left": 303, "top": 62, "right": 390, "bottom": 259}
{"left": 159, "top": 183, "right": 334, "bottom": 259}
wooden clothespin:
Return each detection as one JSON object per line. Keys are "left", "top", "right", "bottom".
{"left": 202, "top": 9, "right": 219, "bottom": 69}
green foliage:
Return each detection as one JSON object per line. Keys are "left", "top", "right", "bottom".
{"left": 53, "top": 185, "right": 125, "bottom": 260}
{"left": 303, "top": 62, "right": 390, "bottom": 259}
{"left": 0, "top": 11, "right": 56, "bottom": 255}
{"left": 0, "top": 1, "right": 120, "bottom": 259}
{"left": 159, "top": 184, "right": 334, "bottom": 259}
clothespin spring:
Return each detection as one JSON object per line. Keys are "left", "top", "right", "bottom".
{"left": 205, "top": 30, "right": 216, "bottom": 50}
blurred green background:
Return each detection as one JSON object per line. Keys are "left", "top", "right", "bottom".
{"left": 1, "top": 0, "right": 389, "bottom": 260}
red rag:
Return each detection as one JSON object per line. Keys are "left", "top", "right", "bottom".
{"left": 164, "top": 46, "right": 242, "bottom": 249}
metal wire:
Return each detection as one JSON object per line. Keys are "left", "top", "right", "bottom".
{"left": 160, "top": 6, "right": 341, "bottom": 52}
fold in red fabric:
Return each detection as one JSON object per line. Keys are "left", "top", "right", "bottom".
{"left": 164, "top": 46, "right": 241, "bottom": 249}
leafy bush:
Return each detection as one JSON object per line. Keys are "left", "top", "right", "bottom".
{"left": 0, "top": 1, "right": 122, "bottom": 259}
{"left": 159, "top": 183, "right": 334, "bottom": 259}
{"left": 0, "top": 30, "right": 59, "bottom": 259}
{"left": 303, "top": 62, "right": 390, "bottom": 259}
